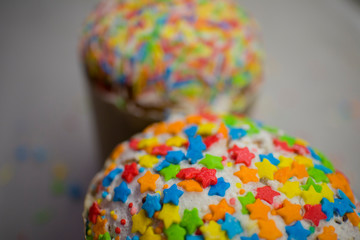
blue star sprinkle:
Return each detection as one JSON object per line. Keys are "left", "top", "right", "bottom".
{"left": 102, "top": 168, "right": 123, "bottom": 187}
{"left": 338, "top": 190, "right": 355, "bottom": 208}
{"left": 165, "top": 150, "right": 186, "bottom": 164}
{"left": 184, "top": 125, "right": 198, "bottom": 138}
{"left": 208, "top": 177, "right": 230, "bottom": 197}
{"left": 188, "top": 135, "right": 206, "bottom": 151}
{"left": 163, "top": 184, "right": 184, "bottom": 205}
{"left": 154, "top": 160, "right": 171, "bottom": 171}
{"left": 307, "top": 147, "right": 321, "bottom": 161}
{"left": 321, "top": 198, "right": 334, "bottom": 221}
{"left": 113, "top": 181, "right": 131, "bottom": 203}
{"left": 186, "top": 149, "right": 204, "bottom": 164}
{"left": 221, "top": 213, "right": 243, "bottom": 238}
{"left": 285, "top": 221, "right": 311, "bottom": 240}
{"left": 229, "top": 127, "right": 247, "bottom": 140}
{"left": 259, "top": 153, "right": 280, "bottom": 166}
{"left": 142, "top": 193, "right": 161, "bottom": 218}
{"left": 241, "top": 234, "right": 259, "bottom": 240}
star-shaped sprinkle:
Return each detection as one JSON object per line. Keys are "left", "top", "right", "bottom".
{"left": 338, "top": 189, "right": 356, "bottom": 208}
{"left": 301, "top": 177, "right": 322, "bottom": 192}
{"left": 180, "top": 208, "right": 204, "bottom": 234}
{"left": 165, "top": 150, "right": 186, "bottom": 164}
{"left": 129, "top": 139, "right": 140, "bottom": 150}
{"left": 151, "top": 144, "right": 173, "bottom": 156}
{"left": 178, "top": 180, "right": 203, "bottom": 192}
{"left": 241, "top": 234, "right": 259, "bottom": 240}
{"left": 88, "top": 202, "right": 101, "bottom": 224}
{"left": 328, "top": 172, "right": 355, "bottom": 203}
{"left": 140, "top": 227, "right": 161, "bottom": 240}
{"left": 246, "top": 199, "right": 270, "bottom": 220}
{"left": 217, "top": 122, "right": 229, "bottom": 139}
{"left": 154, "top": 160, "right": 170, "bottom": 171}
{"left": 138, "top": 137, "right": 159, "bottom": 150}
{"left": 346, "top": 212, "right": 360, "bottom": 227}
{"left": 314, "top": 164, "right": 332, "bottom": 174}
{"left": 164, "top": 224, "right": 187, "bottom": 240}
{"left": 166, "top": 136, "right": 187, "bottom": 147}
{"left": 167, "top": 121, "right": 185, "bottom": 134}
{"left": 203, "top": 134, "right": 220, "bottom": 148}
{"left": 308, "top": 167, "right": 329, "bottom": 183}
{"left": 113, "top": 181, "right": 131, "bottom": 203}
{"left": 285, "top": 221, "right": 311, "bottom": 240}
{"left": 255, "top": 159, "right": 277, "bottom": 180}
{"left": 185, "top": 235, "right": 204, "bottom": 240}
{"left": 321, "top": 198, "right": 334, "bottom": 221}
{"left": 122, "top": 162, "right": 139, "bottom": 183}
{"left": 142, "top": 193, "right": 161, "bottom": 217}
{"left": 158, "top": 203, "right": 181, "bottom": 228}
{"left": 186, "top": 115, "right": 202, "bottom": 124}
{"left": 163, "top": 184, "right": 184, "bottom": 205}
{"left": 198, "top": 123, "right": 216, "bottom": 135}
{"left": 208, "top": 177, "right": 230, "bottom": 197}
{"left": 276, "top": 200, "right": 302, "bottom": 224}
{"left": 184, "top": 125, "right": 198, "bottom": 138}
{"left": 279, "top": 181, "right": 301, "bottom": 198}
{"left": 186, "top": 149, "right": 204, "bottom": 164}
{"left": 320, "top": 183, "right": 334, "bottom": 202}
{"left": 102, "top": 168, "right": 122, "bottom": 187}
{"left": 301, "top": 185, "right": 323, "bottom": 205}
{"left": 139, "top": 155, "right": 159, "bottom": 168}
{"left": 334, "top": 198, "right": 354, "bottom": 216}
{"left": 290, "top": 162, "right": 308, "bottom": 179}
{"left": 188, "top": 135, "right": 206, "bottom": 151}
{"left": 294, "top": 155, "right": 314, "bottom": 167}
{"left": 259, "top": 153, "right": 280, "bottom": 166}
{"left": 137, "top": 171, "right": 159, "bottom": 193}
{"left": 255, "top": 186, "right": 280, "bottom": 204}
{"left": 199, "top": 154, "right": 224, "bottom": 169}
{"left": 258, "top": 220, "right": 282, "bottom": 240}
{"left": 278, "top": 156, "right": 293, "bottom": 168}
{"left": 273, "top": 167, "right": 291, "bottom": 183}
{"left": 303, "top": 204, "right": 327, "bottom": 226}
{"left": 176, "top": 168, "right": 200, "bottom": 179}
{"left": 234, "top": 165, "right": 259, "bottom": 183}
{"left": 200, "top": 221, "right": 227, "bottom": 240}
{"left": 132, "top": 209, "right": 152, "bottom": 234}
{"left": 238, "top": 192, "right": 255, "bottom": 214}
{"left": 228, "top": 145, "right": 255, "bottom": 166}
{"left": 195, "top": 167, "right": 217, "bottom": 188}
{"left": 317, "top": 226, "right": 337, "bottom": 240}
{"left": 160, "top": 164, "right": 181, "bottom": 181}
{"left": 229, "top": 127, "right": 247, "bottom": 140}
{"left": 221, "top": 213, "right": 243, "bottom": 238}
{"left": 98, "top": 232, "right": 110, "bottom": 240}
{"left": 209, "top": 199, "right": 235, "bottom": 221}
{"left": 93, "top": 216, "right": 107, "bottom": 238}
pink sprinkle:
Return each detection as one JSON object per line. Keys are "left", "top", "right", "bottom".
{"left": 130, "top": 207, "right": 137, "bottom": 215}
{"left": 229, "top": 198, "right": 236, "bottom": 205}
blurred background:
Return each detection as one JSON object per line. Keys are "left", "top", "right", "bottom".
{"left": 0, "top": 0, "right": 360, "bottom": 239}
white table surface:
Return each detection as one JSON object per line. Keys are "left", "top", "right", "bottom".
{"left": 0, "top": 0, "right": 359, "bottom": 239}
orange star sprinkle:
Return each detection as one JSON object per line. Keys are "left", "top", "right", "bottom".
{"left": 291, "top": 162, "right": 308, "bottom": 179}
{"left": 273, "top": 167, "right": 291, "bottom": 184}
{"left": 327, "top": 172, "right": 355, "bottom": 203}
{"left": 93, "top": 216, "right": 107, "bottom": 238}
{"left": 234, "top": 166, "right": 259, "bottom": 183}
{"left": 186, "top": 115, "right": 202, "bottom": 124}
{"left": 246, "top": 199, "right": 270, "bottom": 220}
{"left": 177, "top": 180, "right": 203, "bottom": 192}
{"left": 317, "top": 226, "right": 337, "bottom": 240}
{"left": 217, "top": 122, "right": 229, "bottom": 139}
{"left": 153, "top": 122, "right": 168, "bottom": 135}
{"left": 258, "top": 220, "right": 283, "bottom": 240}
{"left": 347, "top": 212, "right": 360, "bottom": 226}
{"left": 209, "top": 199, "right": 235, "bottom": 221}
{"left": 137, "top": 171, "right": 159, "bottom": 193}
{"left": 276, "top": 199, "right": 302, "bottom": 224}
{"left": 110, "top": 143, "right": 124, "bottom": 160}
{"left": 167, "top": 121, "right": 185, "bottom": 134}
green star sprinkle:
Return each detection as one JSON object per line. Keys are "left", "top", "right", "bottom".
{"left": 301, "top": 177, "right": 322, "bottom": 192}
{"left": 238, "top": 192, "right": 255, "bottom": 214}
{"left": 98, "top": 232, "right": 111, "bottom": 240}
{"left": 164, "top": 224, "right": 187, "bottom": 240}
{"left": 160, "top": 164, "right": 181, "bottom": 181}
{"left": 317, "top": 151, "right": 335, "bottom": 172}
{"left": 308, "top": 167, "right": 329, "bottom": 183}
{"left": 279, "top": 135, "right": 296, "bottom": 147}
{"left": 180, "top": 208, "right": 204, "bottom": 234}
{"left": 199, "top": 154, "right": 224, "bottom": 170}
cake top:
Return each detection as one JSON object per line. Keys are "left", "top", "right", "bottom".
{"left": 83, "top": 113, "right": 360, "bottom": 240}
{"left": 81, "top": 0, "right": 263, "bottom": 117}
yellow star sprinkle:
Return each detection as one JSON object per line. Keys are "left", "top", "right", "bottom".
{"left": 278, "top": 181, "right": 301, "bottom": 198}
{"left": 140, "top": 227, "right": 161, "bottom": 240}
{"left": 320, "top": 183, "right": 334, "bottom": 203}
{"left": 138, "top": 137, "right": 159, "bottom": 149}
{"left": 197, "top": 123, "right": 216, "bottom": 135}
{"left": 255, "top": 159, "right": 277, "bottom": 180}
{"left": 139, "top": 155, "right": 159, "bottom": 168}
{"left": 158, "top": 203, "right": 181, "bottom": 228}
{"left": 294, "top": 155, "right": 314, "bottom": 167}
{"left": 278, "top": 156, "right": 293, "bottom": 168}
{"left": 301, "top": 185, "right": 323, "bottom": 205}
{"left": 166, "top": 136, "right": 187, "bottom": 147}
{"left": 200, "top": 220, "right": 228, "bottom": 240}
{"left": 131, "top": 210, "right": 152, "bottom": 234}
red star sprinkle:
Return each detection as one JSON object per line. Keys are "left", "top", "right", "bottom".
{"left": 151, "top": 144, "right": 173, "bottom": 156}
{"left": 273, "top": 138, "right": 294, "bottom": 153}
{"left": 203, "top": 134, "right": 220, "bottom": 148}
{"left": 89, "top": 202, "right": 101, "bottom": 224}
{"left": 303, "top": 204, "right": 327, "bottom": 226}
{"left": 129, "top": 139, "right": 140, "bottom": 150}
{"left": 256, "top": 186, "right": 280, "bottom": 204}
{"left": 227, "top": 145, "right": 255, "bottom": 166}
{"left": 176, "top": 168, "right": 201, "bottom": 179}
{"left": 122, "top": 162, "right": 139, "bottom": 183}
{"left": 293, "top": 144, "right": 310, "bottom": 155}
{"left": 195, "top": 167, "right": 217, "bottom": 188}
